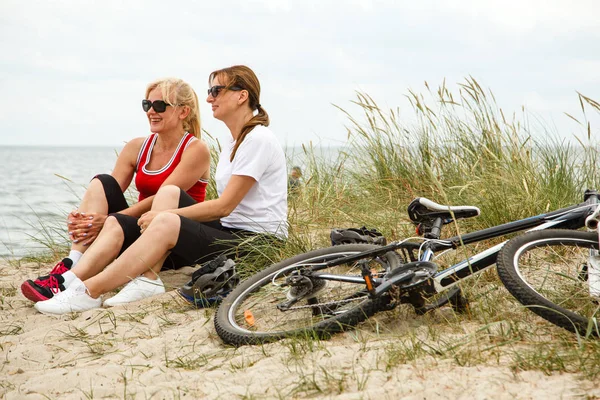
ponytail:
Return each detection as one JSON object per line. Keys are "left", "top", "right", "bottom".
{"left": 183, "top": 89, "right": 201, "bottom": 138}
{"left": 230, "top": 107, "right": 269, "bottom": 161}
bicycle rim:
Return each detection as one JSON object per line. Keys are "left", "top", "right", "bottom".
{"left": 500, "top": 230, "right": 600, "bottom": 335}
{"left": 215, "top": 245, "right": 401, "bottom": 345}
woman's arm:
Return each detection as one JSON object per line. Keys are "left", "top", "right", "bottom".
{"left": 66, "top": 138, "right": 145, "bottom": 245}
{"left": 176, "top": 175, "right": 254, "bottom": 221}
{"left": 116, "top": 195, "right": 155, "bottom": 217}
{"left": 103, "top": 137, "right": 147, "bottom": 217}
{"left": 111, "top": 137, "right": 145, "bottom": 192}
{"left": 138, "top": 175, "right": 255, "bottom": 228}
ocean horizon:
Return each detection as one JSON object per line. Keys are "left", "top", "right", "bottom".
{"left": 0, "top": 144, "right": 345, "bottom": 259}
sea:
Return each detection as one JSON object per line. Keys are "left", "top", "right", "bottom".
{"left": 0, "top": 145, "right": 343, "bottom": 259}
{"left": 0, "top": 146, "right": 120, "bottom": 259}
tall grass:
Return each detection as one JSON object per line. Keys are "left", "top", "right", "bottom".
{"left": 23, "top": 78, "right": 600, "bottom": 268}
{"left": 287, "top": 78, "right": 600, "bottom": 243}
{"left": 13, "top": 78, "right": 600, "bottom": 384}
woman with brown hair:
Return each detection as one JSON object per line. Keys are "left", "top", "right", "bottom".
{"left": 22, "top": 77, "right": 210, "bottom": 303}
{"left": 34, "top": 65, "right": 288, "bottom": 314}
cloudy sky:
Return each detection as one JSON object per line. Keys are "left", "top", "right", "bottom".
{"left": 1, "top": 0, "right": 599, "bottom": 148}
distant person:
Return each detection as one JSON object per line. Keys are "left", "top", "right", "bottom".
{"left": 288, "top": 166, "right": 302, "bottom": 191}
{"left": 33, "top": 65, "right": 288, "bottom": 315}
{"left": 21, "top": 77, "right": 210, "bottom": 302}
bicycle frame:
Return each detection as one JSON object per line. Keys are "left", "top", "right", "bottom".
{"left": 304, "top": 194, "right": 600, "bottom": 300}
{"left": 429, "top": 203, "right": 594, "bottom": 293}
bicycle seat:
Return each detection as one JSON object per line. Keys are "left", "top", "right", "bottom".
{"left": 407, "top": 197, "right": 480, "bottom": 224}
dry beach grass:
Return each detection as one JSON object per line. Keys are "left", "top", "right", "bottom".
{"left": 2, "top": 260, "right": 600, "bottom": 399}
{"left": 2, "top": 80, "right": 600, "bottom": 398}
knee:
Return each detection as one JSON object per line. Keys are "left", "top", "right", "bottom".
{"left": 148, "top": 213, "right": 180, "bottom": 244}
{"left": 94, "top": 173, "right": 112, "bottom": 181}
{"left": 91, "top": 174, "right": 115, "bottom": 189}
{"left": 87, "top": 176, "right": 105, "bottom": 192}
{"left": 154, "top": 185, "right": 181, "bottom": 205}
{"left": 151, "top": 212, "right": 180, "bottom": 230}
{"left": 104, "top": 215, "right": 124, "bottom": 233}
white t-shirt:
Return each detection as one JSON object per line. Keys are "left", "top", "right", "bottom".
{"left": 215, "top": 125, "right": 288, "bottom": 238}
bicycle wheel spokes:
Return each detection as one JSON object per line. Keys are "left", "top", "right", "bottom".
{"left": 233, "top": 257, "right": 378, "bottom": 334}
{"left": 497, "top": 230, "right": 600, "bottom": 335}
{"left": 517, "top": 240, "right": 599, "bottom": 318}
{"left": 215, "top": 244, "right": 403, "bottom": 345}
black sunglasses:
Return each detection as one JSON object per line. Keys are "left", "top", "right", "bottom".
{"left": 207, "top": 85, "right": 243, "bottom": 98}
{"left": 142, "top": 99, "right": 171, "bottom": 113}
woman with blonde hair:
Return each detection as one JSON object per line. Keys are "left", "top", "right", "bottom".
{"left": 22, "top": 77, "right": 210, "bottom": 303}
{"left": 34, "top": 65, "right": 288, "bottom": 314}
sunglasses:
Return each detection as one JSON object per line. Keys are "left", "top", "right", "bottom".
{"left": 142, "top": 99, "right": 172, "bottom": 113}
{"left": 207, "top": 85, "right": 243, "bottom": 98}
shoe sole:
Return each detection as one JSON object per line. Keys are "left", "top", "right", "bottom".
{"left": 103, "top": 290, "right": 165, "bottom": 307}
{"left": 21, "top": 281, "right": 51, "bottom": 303}
{"left": 34, "top": 305, "right": 64, "bottom": 316}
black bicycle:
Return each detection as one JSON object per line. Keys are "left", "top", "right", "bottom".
{"left": 215, "top": 190, "right": 600, "bottom": 346}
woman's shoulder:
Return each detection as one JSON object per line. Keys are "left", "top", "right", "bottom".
{"left": 243, "top": 126, "right": 285, "bottom": 161}
{"left": 183, "top": 136, "right": 210, "bottom": 155}
{"left": 122, "top": 136, "right": 149, "bottom": 152}
{"left": 246, "top": 125, "right": 279, "bottom": 146}
{"left": 250, "top": 125, "right": 274, "bottom": 137}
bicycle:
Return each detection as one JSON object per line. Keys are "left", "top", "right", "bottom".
{"left": 215, "top": 190, "right": 600, "bottom": 346}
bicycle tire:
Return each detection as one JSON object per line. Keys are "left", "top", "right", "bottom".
{"left": 497, "top": 229, "right": 600, "bottom": 336}
{"left": 214, "top": 244, "right": 402, "bottom": 346}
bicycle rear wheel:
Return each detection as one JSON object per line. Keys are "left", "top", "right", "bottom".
{"left": 214, "top": 244, "right": 402, "bottom": 346}
{"left": 497, "top": 229, "right": 600, "bottom": 336}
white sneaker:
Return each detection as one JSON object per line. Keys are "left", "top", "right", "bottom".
{"left": 34, "top": 279, "right": 102, "bottom": 315}
{"left": 103, "top": 276, "right": 165, "bottom": 307}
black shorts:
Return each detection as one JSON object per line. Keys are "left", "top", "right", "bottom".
{"left": 169, "top": 217, "right": 249, "bottom": 267}
{"left": 108, "top": 185, "right": 249, "bottom": 270}
{"left": 95, "top": 174, "right": 130, "bottom": 214}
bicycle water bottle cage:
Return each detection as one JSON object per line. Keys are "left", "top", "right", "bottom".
{"left": 407, "top": 197, "right": 480, "bottom": 226}
{"left": 330, "top": 226, "right": 387, "bottom": 246}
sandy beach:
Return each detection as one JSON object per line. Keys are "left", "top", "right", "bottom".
{"left": 1, "top": 260, "right": 599, "bottom": 399}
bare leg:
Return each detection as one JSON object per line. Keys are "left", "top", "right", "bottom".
{"left": 73, "top": 185, "right": 183, "bottom": 282}
{"left": 70, "top": 216, "right": 124, "bottom": 280}
{"left": 151, "top": 185, "right": 182, "bottom": 211}
{"left": 139, "top": 185, "right": 182, "bottom": 279}
{"left": 84, "top": 212, "right": 181, "bottom": 298}
{"left": 70, "top": 178, "right": 110, "bottom": 253}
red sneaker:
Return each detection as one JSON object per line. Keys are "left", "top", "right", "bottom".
{"left": 20, "top": 258, "right": 72, "bottom": 302}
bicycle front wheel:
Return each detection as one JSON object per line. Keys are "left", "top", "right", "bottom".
{"left": 497, "top": 229, "right": 600, "bottom": 335}
{"left": 214, "top": 244, "right": 402, "bottom": 346}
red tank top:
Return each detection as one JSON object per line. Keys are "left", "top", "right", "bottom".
{"left": 135, "top": 133, "right": 208, "bottom": 202}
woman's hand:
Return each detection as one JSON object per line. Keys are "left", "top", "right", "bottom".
{"left": 138, "top": 210, "right": 159, "bottom": 233}
{"left": 67, "top": 211, "right": 108, "bottom": 246}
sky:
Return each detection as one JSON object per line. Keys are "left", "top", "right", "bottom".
{"left": 1, "top": 0, "right": 599, "bottom": 148}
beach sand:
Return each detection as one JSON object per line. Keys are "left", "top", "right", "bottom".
{"left": 1, "top": 260, "right": 599, "bottom": 399}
